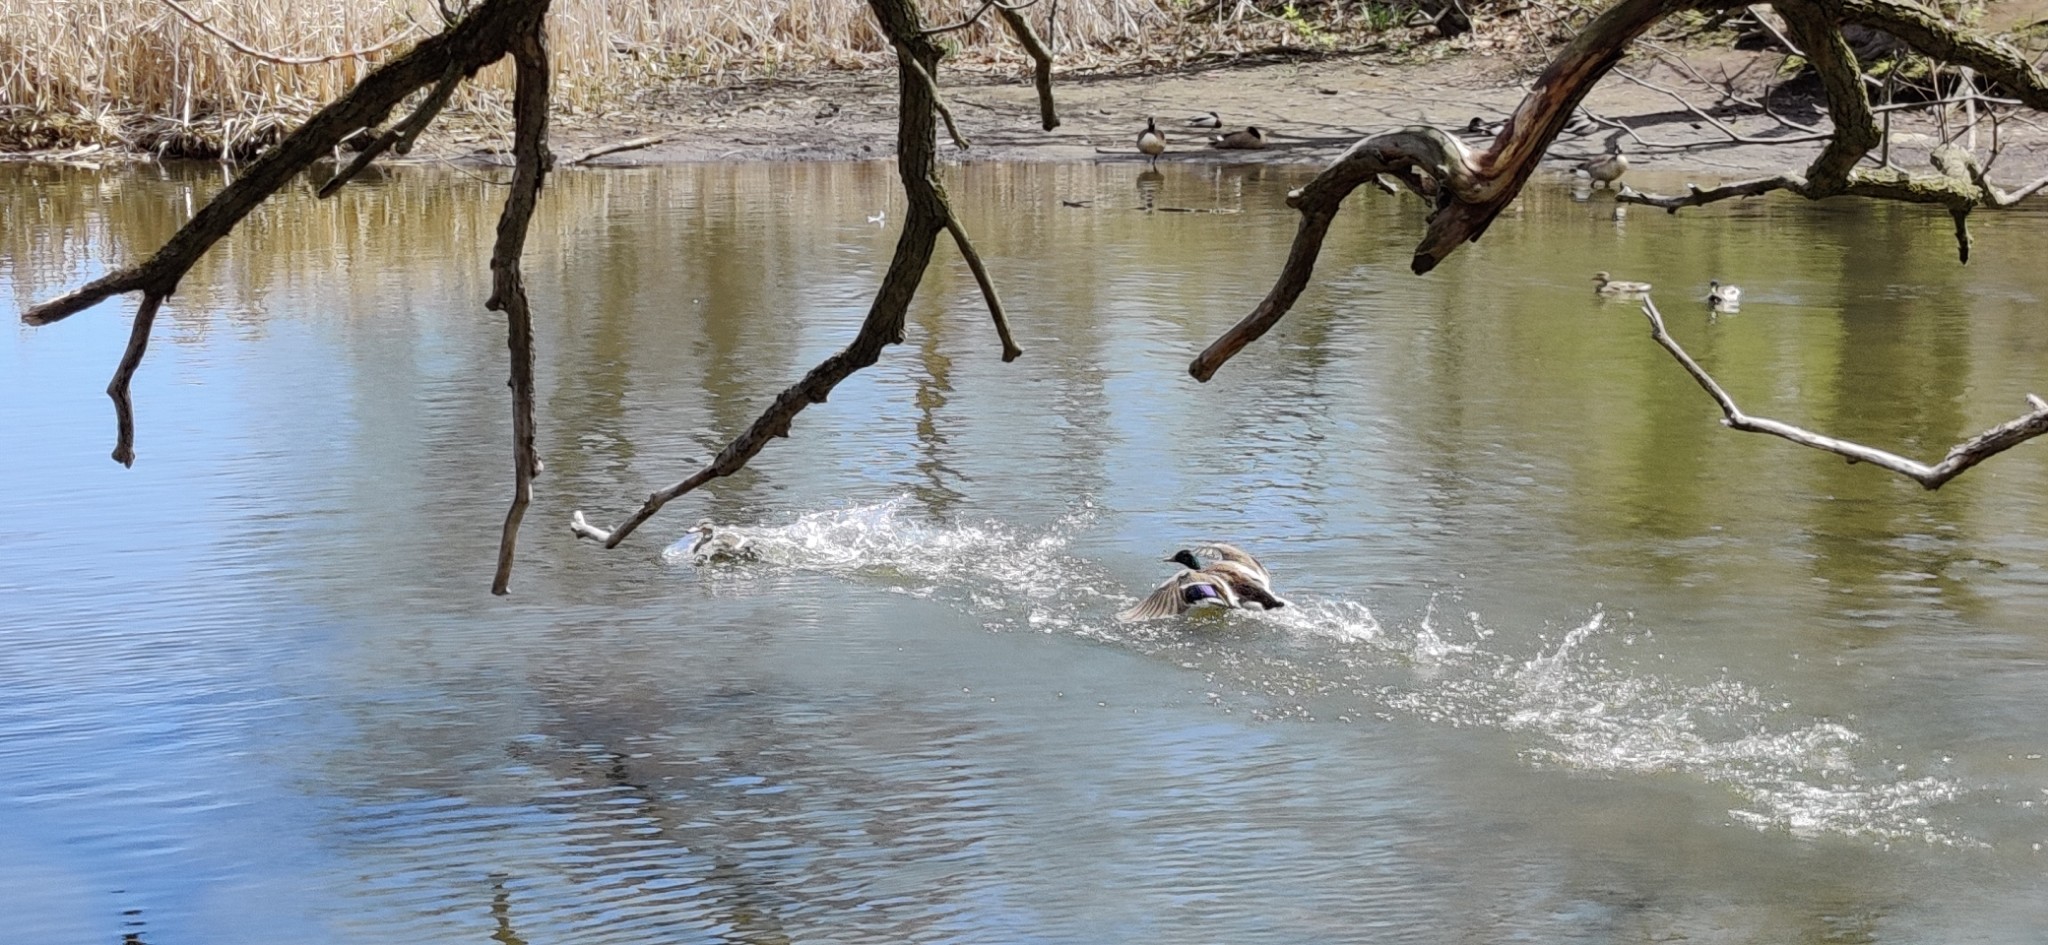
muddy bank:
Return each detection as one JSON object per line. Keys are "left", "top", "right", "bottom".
{"left": 535, "top": 53, "right": 2048, "bottom": 182}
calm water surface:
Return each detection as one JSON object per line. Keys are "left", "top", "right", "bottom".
{"left": 4, "top": 159, "right": 2048, "bottom": 943}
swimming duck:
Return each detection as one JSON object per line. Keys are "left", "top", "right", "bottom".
{"left": 1707, "top": 280, "right": 1742, "bottom": 308}
{"left": 1137, "top": 117, "right": 1166, "bottom": 167}
{"left": 1576, "top": 142, "right": 1628, "bottom": 188}
{"left": 1186, "top": 111, "right": 1223, "bottom": 129}
{"left": 1592, "top": 271, "right": 1652, "bottom": 295}
{"left": 1208, "top": 126, "right": 1267, "bottom": 150}
{"left": 685, "top": 518, "right": 759, "bottom": 563}
{"left": 1118, "top": 544, "right": 1289, "bottom": 621}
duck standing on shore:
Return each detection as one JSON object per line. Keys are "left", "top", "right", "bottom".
{"left": 1576, "top": 140, "right": 1628, "bottom": 188}
{"left": 1186, "top": 111, "right": 1223, "bottom": 129}
{"left": 1137, "top": 117, "right": 1166, "bottom": 166}
{"left": 1208, "top": 126, "right": 1267, "bottom": 150}
{"left": 1118, "top": 543, "right": 1289, "bottom": 621}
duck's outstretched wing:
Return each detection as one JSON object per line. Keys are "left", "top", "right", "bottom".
{"left": 1117, "top": 574, "right": 1195, "bottom": 622}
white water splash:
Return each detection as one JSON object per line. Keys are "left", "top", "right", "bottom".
{"left": 663, "top": 498, "right": 1971, "bottom": 846}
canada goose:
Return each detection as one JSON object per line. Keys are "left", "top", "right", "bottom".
{"left": 1576, "top": 142, "right": 1628, "bottom": 188}
{"left": 1186, "top": 111, "right": 1223, "bottom": 129}
{"left": 1137, "top": 117, "right": 1166, "bottom": 167}
{"left": 1708, "top": 279, "right": 1742, "bottom": 308}
{"left": 684, "top": 518, "right": 759, "bottom": 563}
{"left": 1592, "top": 271, "right": 1652, "bottom": 295}
{"left": 1208, "top": 126, "right": 1267, "bottom": 150}
{"left": 1118, "top": 544, "right": 1289, "bottom": 621}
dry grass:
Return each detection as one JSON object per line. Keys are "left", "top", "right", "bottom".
{"left": 0, "top": 0, "right": 1454, "bottom": 156}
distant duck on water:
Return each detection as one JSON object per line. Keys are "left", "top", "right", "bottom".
{"left": 1118, "top": 543, "right": 1289, "bottom": 621}
{"left": 1708, "top": 279, "right": 1742, "bottom": 307}
{"left": 1186, "top": 111, "right": 1223, "bottom": 129}
{"left": 685, "top": 518, "right": 759, "bottom": 563}
{"left": 1137, "top": 117, "right": 1166, "bottom": 167}
{"left": 1592, "top": 271, "right": 1652, "bottom": 295}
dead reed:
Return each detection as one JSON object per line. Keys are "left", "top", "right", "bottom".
{"left": 0, "top": 0, "right": 1427, "bottom": 156}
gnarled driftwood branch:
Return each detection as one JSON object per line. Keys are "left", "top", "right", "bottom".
{"left": 1639, "top": 296, "right": 2048, "bottom": 489}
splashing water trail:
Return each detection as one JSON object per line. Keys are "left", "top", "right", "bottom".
{"left": 663, "top": 498, "right": 1970, "bottom": 846}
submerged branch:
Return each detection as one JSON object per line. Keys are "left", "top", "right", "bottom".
{"left": 1638, "top": 297, "right": 2048, "bottom": 489}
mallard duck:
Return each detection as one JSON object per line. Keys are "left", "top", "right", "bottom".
{"left": 1118, "top": 544, "right": 1289, "bottom": 621}
{"left": 1592, "top": 271, "right": 1652, "bottom": 295}
{"left": 685, "top": 518, "right": 759, "bottom": 563}
{"left": 1208, "top": 126, "right": 1267, "bottom": 150}
{"left": 1576, "top": 143, "right": 1628, "bottom": 188}
{"left": 1464, "top": 116, "right": 1504, "bottom": 137}
{"left": 1186, "top": 111, "right": 1223, "bottom": 129}
{"left": 1137, "top": 117, "right": 1166, "bottom": 167}
{"left": 1707, "top": 279, "right": 1742, "bottom": 307}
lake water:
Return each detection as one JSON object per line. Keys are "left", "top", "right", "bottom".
{"left": 4, "top": 158, "right": 2048, "bottom": 944}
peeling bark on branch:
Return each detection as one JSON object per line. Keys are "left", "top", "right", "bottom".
{"left": 1637, "top": 297, "right": 2048, "bottom": 489}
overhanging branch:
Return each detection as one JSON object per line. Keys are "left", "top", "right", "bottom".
{"left": 1638, "top": 296, "right": 2048, "bottom": 489}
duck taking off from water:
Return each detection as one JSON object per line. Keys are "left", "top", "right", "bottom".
{"left": 1118, "top": 543, "right": 1289, "bottom": 621}
{"left": 1208, "top": 126, "right": 1267, "bottom": 150}
{"left": 1707, "top": 279, "right": 1742, "bottom": 309}
{"left": 1137, "top": 117, "right": 1166, "bottom": 167}
{"left": 685, "top": 518, "right": 759, "bottom": 563}
{"left": 1592, "top": 271, "right": 1652, "bottom": 296}
{"left": 1186, "top": 111, "right": 1223, "bottom": 129}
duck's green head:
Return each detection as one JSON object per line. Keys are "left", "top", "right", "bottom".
{"left": 1165, "top": 549, "right": 1203, "bottom": 570}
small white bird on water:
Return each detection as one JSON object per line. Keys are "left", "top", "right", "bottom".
{"left": 1708, "top": 279, "right": 1742, "bottom": 310}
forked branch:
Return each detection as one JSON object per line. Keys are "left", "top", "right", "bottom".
{"left": 1638, "top": 297, "right": 2048, "bottom": 489}
{"left": 575, "top": 0, "right": 1026, "bottom": 549}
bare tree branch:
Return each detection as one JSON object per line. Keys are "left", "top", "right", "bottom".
{"left": 485, "top": 17, "right": 552, "bottom": 596}
{"left": 1638, "top": 297, "right": 2048, "bottom": 489}
{"left": 995, "top": 4, "right": 1061, "bottom": 130}
{"left": 895, "top": 39, "right": 970, "bottom": 150}
{"left": 158, "top": 0, "right": 420, "bottom": 66}
{"left": 944, "top": 217, "right": 1024, "bottom": 361}
{"left": 577, "top": 0, "right": 1007, "bottom": 548}
{"left": 318, "top": 63, "right": 464, "bottom": 198}
{"left": 1610, "top": 67, "right": 1832, "bottom": 144}
{"left": 561, "top": 134, "right": 670, "bottom": 166}
{"left": 107, "top": 293, "right": 166, "bottom": 468}
{"left": 23, "top": 0, "right": 551, "bottom": 328}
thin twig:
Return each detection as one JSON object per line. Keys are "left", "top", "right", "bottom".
{"left": 943, "top": 216, "right": 1023, "bottom": 361}
{"left": 1637, "top": 296, "right": 2048, "bottom": 490}
{"left": 561, "top": 134, "right": 670, "bottom": 166}
{"left": 1611, "top": 67, "right": 1833, "bottom": 145}
{"left": 158, "top": 0, "right": 420, "bottom": 66}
